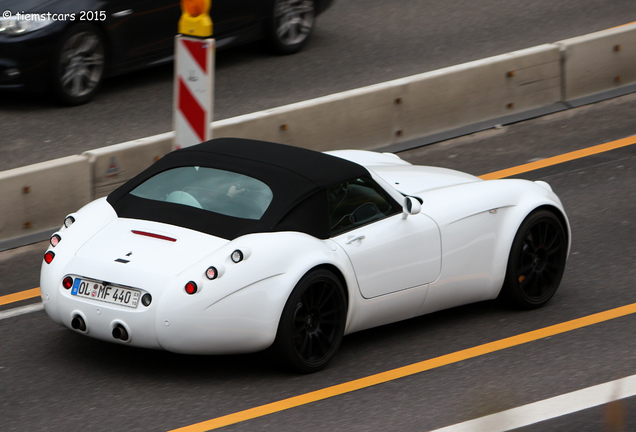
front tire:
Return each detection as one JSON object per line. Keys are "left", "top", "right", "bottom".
{"left": 273, "top": 269, "right": 346, "bottom": 373}
{"left": 52, "top": 24, "right": 106, "bottom": 105}
{"left": 267, "top": 0, "right": 316, "bottom": 55}
{"left": 499, "top": 209, "right": 568, "bottom": 309}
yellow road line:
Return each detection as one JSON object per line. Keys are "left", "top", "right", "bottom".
{"left": 479, "top": 135, "right": 636, "bottom": 180}
{"left": 610, "top": 21, "right": 636, "bottom": 29}
{"left": 0, "top": 287, "right": 40, "bottom": 307}
{"left": 170, "top": 302, "right": 636, "bottom": 431}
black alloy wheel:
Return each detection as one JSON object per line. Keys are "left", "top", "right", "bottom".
{"left": 274, "top": 268, "right": 346, "bottom": 373}
{"left": 500, "top": 209, "right": 568, "bottom": 309}
{"left": 53, "top": 24, "right": 106, "bottom": 105}
{"left": 268, "top": 0, "right": 316, "bottom": 54}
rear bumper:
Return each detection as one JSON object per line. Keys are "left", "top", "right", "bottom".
{"left": 40, "top": 262, "right": 287, "bottom": 355}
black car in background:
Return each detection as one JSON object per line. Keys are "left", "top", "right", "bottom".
{"left": 0, "top": 0, "right": 333, "bottom": 105}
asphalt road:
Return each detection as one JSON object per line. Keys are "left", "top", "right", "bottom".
{"left": 1, "top": 93, "right": 634, "bottom": 431}
{"left": 2, "top": 0, "right": 636, "bottom": 171}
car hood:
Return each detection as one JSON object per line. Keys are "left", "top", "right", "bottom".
{"left": 327, "top": 149, "right": 481, "bottom": 195}
{"left": 370, "top": 164, "right": 481, "bottom": 196}
{"left": 75, "top": 218, "right": 229, "bottom": 277}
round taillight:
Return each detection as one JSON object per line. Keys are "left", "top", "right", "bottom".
{"left": 185, "top": 281, "right": 198, "bottom": 295}
{"left": 62, "top": 276, "right": 74, "bottom": 290}
{"left": 205, "top": 266, "right": 218, "bottom": 280}
{"left": 50, "top": 234, "right": 61, "bottom": 247}
{"left": 231, "top": 249, "right": 243, "bottom": 263}
{"left": 64, "top": 216, "right": 75, "bottom": 228}
{"left": 44, "top": 251, "right": 55, "bottom": 264}
{"left": 141, "top": 293, "right": 152, "bottom": 306}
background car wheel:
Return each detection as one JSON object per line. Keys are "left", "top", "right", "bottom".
{"left": 273, "top": 268, "right": 346, "bottom": 373}
{"left": 499, "top": 209, "right": 568, "bottom": 309}
{"left": 52, "top": 24, "right": 106, "bottom": 105}
{"left": 267, "top": 0, "right": 316, "bottom": 54}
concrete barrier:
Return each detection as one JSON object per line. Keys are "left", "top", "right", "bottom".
{"left": 558, "top": 23, "right": 636, "bottom": 105}
{"left": 1, "top": 24, "right": 636, "bottom": 250}
{"left": 398, "top": 44, "right": 562, "bottom": 146}
{"left": 212, "top": 82, "right": 402, "bottom": 152}
{"left": 0, "top": 156, "right": 91, "bottom": 248}
{"left": 212, "top": 45, "right": 562, "bottom": 152}
{"left": 84, "top": 45, "right": 561, "bottom": 199}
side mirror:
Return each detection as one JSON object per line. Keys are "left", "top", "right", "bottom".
{"left": 402, "top": 196, "right": 422, "bottom": 219}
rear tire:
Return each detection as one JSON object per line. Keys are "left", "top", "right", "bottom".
{"left": 499, "top": 210, "right": 568, "bottom": 309}
{"left": 273, "top": 269, "right": 346, "bottom": 373}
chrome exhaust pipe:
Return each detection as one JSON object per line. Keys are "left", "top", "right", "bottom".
{"left": 71, "top": 315, "right": 87, "bottom": 332}
{"left": 112, "top": 324, "right": 129, "bottom": 341}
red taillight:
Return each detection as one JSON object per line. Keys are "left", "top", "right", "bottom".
{"left": 63, "top": 277, "right": 74, "bottom": 290}
{"left": 50, "top": 234, "right": 61, "bottom": 247}
{"left": 185, "top": 281, "right": 198, "bottom": 295}
{"left": 44, "top": 251, "right": 55, "bottom": 264}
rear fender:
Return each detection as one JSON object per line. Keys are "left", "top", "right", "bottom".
{"left": 156, "top": 231, "right": 359, "bottom": 354}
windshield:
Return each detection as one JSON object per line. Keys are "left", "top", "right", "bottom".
{"left": 130, "top": 166, "right": 273, "bottom": 220}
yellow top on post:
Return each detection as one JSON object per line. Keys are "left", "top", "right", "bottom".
{"left": 179, "top": 0, "right": 213, "bottom": 37}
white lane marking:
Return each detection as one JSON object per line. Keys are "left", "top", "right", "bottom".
{"left": 0, "top": 303, "right": 44, "bottom": 320}
{"left": 430, "top": 374, "right": 636, "bottom": 432}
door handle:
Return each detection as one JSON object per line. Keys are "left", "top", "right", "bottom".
{"left": 345, "top": 235, "right": 365, "bottom": 244}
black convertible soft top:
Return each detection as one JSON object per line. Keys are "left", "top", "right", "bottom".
{"left": 107, "top": 138, "right": 370, "bottom": 239}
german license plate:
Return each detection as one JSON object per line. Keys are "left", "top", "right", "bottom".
{"left": 71, "top": 278, "right": 140, "bottom": 308}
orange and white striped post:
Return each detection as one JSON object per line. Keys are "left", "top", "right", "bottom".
{"left": 173, "top": 0, "right": 214, "bottom": 149}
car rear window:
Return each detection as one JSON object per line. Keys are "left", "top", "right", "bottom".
{"left": 129, "top": 166, "right": 273, "bottom": 220}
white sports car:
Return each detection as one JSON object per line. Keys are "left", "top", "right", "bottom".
{"left": 40, "top": 138, "right": 570, "bottom": 372}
